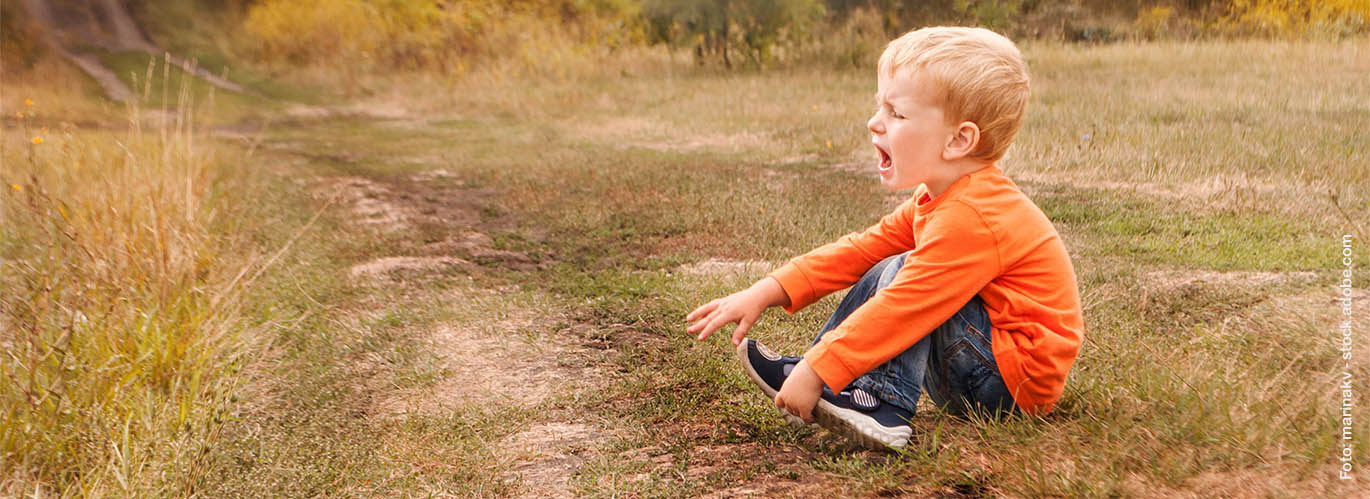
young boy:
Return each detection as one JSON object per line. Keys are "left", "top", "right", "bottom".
{"left": 686, "top": 27, "right": 1083, "bottom": 449}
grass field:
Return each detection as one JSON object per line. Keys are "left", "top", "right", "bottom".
{"left": 3, "top": 40, "right": 1369, "bottom": 496}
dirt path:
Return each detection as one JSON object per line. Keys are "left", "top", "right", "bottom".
{"left": 301, "top": 158, "right": 626, "bottom": 496}
{"left": 246, "top": 122, "right": 854, "bottom": 496}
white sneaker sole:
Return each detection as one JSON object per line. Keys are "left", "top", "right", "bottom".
{"left": 812, "top": 398, "right": 912, "bottom": 450}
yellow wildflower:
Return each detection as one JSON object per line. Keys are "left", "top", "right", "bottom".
{"left": 31, "top": 136, "right": 43, "bottom": 145}
{"left": 826, "top": 140, "right": 833, "bottom": 149}
{"left": 812, "top": 105, "right": 818, "bottom": 111}
{"left": 24, "top": 98, "right": 33, "bottom": 107}
{"left": 14, "top": 111, "right": 22, "bottom": 119}
{"left": 10, "top": 184, "right": 20, "bottom": 192}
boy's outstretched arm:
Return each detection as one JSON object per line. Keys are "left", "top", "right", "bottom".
{"left": 686, "top": 277, "right": 790, "bottom": 346}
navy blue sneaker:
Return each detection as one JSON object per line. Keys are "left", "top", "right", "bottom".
{"left": 737, "top": 339, "right": 914, "bottom": 449}
{"left": 736, "top": 339, "right": 809, "bottom": 427}
{"left": 813, "top": 384, "right": 914, "bottom": 450}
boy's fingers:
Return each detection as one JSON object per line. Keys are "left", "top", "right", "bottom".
{"left": 686, "top": 314, "right": 708, "bottom": 334}
{"left": 689, "top": 299, "right": 721, "bottom": 320}
{"left": 687, "top": 307, "right": 720, "bottom": 335}
{"left": 696, "top": 315, "right": 726, "bottom": 340}
{"left": 776, "top": 395, "right": 812, "bottom": 422}
{"left": 731, "top": 317, "right": 755, "bottom": 346}
{"left": 686, "top": 300, "right": 719, "bottom": 322}
{"left": 691, "top": 318, "right": 712, "bottom": 338}
{"left": 695, "top": 326, "right": 711, "bottom": 340}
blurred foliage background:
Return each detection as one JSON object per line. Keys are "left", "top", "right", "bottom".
{"left": 6, "top": 0, "right": 1367, "bottom": 82}
{"left": 210, "top": 0, "right": 1370, "bottom": 68}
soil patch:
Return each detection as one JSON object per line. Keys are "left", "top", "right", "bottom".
{"left": 674, "top": 258, "right": 774, "bottom": 278}
{"left": 570, "top": 116, "right": 771, "bottom": 153}
{"left": 500, "top": 422, "right": 620, "bottom": 497}
{"left": 349, "top": 256, "right": 470, "bottom": 280}
{"left": 312, "top": 171, "right": 530, "bottom": 269}
{"left": 320, "top": 176, "right": 421, "bottom": 232}
{"left": 284, "top": 103, "right": 410, "bottom": 121}
{"left": 611, "top": 441, "right": 832, "bottom": 497}
{"left": 1117, "top": 464, "right": 1365, "bottom": 498}
{"left": 370, "top": 287, "right": 601, "bottom": 417}
{"left": 1013, "top": 171, "right": 1283, "bottom": 201}
{"left": 1143, "top": 269, "right": 1319, "bottom": 294}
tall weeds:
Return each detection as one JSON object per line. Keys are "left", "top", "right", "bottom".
{"left": 0, "top": 62, "right": 263, "bottom": 495}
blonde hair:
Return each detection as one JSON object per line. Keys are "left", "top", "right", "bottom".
{"left": 878, "top": 27, "right": 1029, "bottom": 163}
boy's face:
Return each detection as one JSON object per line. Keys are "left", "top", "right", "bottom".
{"left": 867, "top": 72, "right": 958, "bottom": 192}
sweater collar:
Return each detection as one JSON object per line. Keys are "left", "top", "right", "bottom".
{"left": 915, "top": 163, "right": 1001, "bottom": 214}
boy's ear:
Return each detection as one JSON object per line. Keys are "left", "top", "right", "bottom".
{"left": 942, "top": 121, "right": 980, "bottom": 161}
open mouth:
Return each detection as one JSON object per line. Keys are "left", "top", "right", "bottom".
{"left": 875, "top": 143, "right": 892, "bottom": 173}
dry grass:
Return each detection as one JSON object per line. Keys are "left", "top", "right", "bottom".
{"left": 1018, "top": 39, "right": 1370, "bottom": 196}
{"left": 0, "top": 56, "right": 122, "bottom": 125}
{"left": 0, "top": 71, "right": 267, "bottom": 494}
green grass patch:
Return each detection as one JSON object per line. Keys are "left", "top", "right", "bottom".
{"left": 1033, "top": 182, "right": 1328, "bottom": 270}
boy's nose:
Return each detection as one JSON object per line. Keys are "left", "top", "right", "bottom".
{"left": 867, "top": 114, "right": 884, "bottom": 134}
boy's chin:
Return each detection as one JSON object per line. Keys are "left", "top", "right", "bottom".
{"left": 879, "top": 177, "right": 915, "bottom": 191}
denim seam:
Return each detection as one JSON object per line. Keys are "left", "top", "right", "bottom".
{"left": 957, "top": 330, "right": 995, "bottom": 370}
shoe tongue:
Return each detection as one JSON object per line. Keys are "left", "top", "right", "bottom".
{"left": 850, "top": 388, "right": 880, "bottom": 411}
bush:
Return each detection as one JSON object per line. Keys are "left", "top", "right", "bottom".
{"left": 644, "top": 0, "right": 825, "bottom": 67}
{"left": 1134, "top": 5, "right": 1177, "bottom": 39}
{"left": 804, "top": 6, "right": 890, "bottom": 68}
{"left": 243, "top": 0, "right": 643, "bottom": 78}
{"left": 1216, "top": 0, "right": 1370, "bottom": 38}
{"left": 228, "top": 0, "right": 1370, "bottom": 77}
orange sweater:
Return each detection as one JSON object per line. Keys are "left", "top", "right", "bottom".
{"left": 769, "top": 164, "right": 1083, "bottom": 416}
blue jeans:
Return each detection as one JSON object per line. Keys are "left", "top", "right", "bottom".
{"left": 814, "top": 252, "right": 1019, "bottom": 417}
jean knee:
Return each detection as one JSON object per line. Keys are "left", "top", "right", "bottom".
{"left": 873, "top": 252, "right": 911, "bottom": 288}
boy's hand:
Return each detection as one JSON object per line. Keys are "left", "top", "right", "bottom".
{"left": 775, "top": 360, "right": 824, "bottom": 423}
{"left": 686, "top": 277, "right": 789, "bottom": 346}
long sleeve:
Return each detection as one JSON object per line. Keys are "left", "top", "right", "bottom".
{"left": 802, "top": 201, "right": 1001, "bottom": 391}
{"left": 769, "top": 196, "right": 919, "bottom": 313}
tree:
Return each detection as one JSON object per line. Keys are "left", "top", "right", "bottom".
{"left": 644, "top": 0, "right": 824, "bottom": 67}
